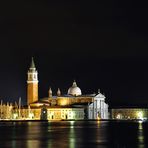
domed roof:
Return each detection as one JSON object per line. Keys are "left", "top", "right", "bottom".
{"left": 68, "top": 81, "right": 82, "bottom": 96}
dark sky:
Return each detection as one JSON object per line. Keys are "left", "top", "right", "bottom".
{"left": 0, "top": 0, "right": 148, "bottom": 107}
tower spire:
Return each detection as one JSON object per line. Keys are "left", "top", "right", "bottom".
{"left": 57, "top": 88, "right": 61, "bottom": 96}
{"left": 30, "top": 57, "right": 36, "bottom": 69}
{"left": 27, "top": 57, "right": 38, "bottom": 105}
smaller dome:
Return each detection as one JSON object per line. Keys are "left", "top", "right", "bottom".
{"left": 68, "top": 81, "right": 82, "bottom": 96}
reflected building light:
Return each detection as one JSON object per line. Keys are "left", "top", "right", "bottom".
{"left": 138, "top": 122, "right": 143, "bottom": 130}
{"left": 26, "top": 123, "right": 41, "bottom": 148}
{"left": 12, "top": 140, "right": 16, "bottom": 148}
{"left": 69, "top": 138, "right": 75, "bottom": 148}
{"left": 47, "top": 122, "right": 52, "bottom": 132}
{"left": 70, "top": 121, "right": 75, "bottom": 129}
{"left": 12, "top": 128, "right": 16, "bottom": 148}
{"left": 138, "top": 120, "right": 143, "bottom": 124}
{"left": 47, "top": 140, "right": 52, "bottom": 148}
{"left": 138, "top": 121, "right": 145, "bottom": 148}
{"left": 97, "top": 120, "right": 101, "bottom": 127}
{"left": 28, "top": 122, "right": 32, "bottom": 126}
{"left": 69, "top": 121, "right": 76, "bottom": 148}
{"left": 27, "top": 140, "right": 40, "bottom": 148}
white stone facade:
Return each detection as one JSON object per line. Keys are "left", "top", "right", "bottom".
{"left": 88, "top": 93, "right": 109, "bottom": 119}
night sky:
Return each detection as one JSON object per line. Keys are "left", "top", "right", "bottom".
{"left": 0, "top": 0, "right": 148, "bottom": 107}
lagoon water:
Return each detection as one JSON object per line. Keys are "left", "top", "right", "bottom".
{"left": 0, "top": 121, "right": 147, "bottom": 148}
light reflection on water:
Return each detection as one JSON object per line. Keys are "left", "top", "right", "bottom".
{"left": 0, "top": 121, "right": 147, "bottom": 148}
{"left": 69, "top": 121, "right": 75, "bottom": 148}
{"left": 138, "top": 121, "right": 145, "bottom": 148}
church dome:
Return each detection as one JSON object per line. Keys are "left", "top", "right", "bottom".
{"left": 68, "top": 81, "right": 82, "bottom": 96}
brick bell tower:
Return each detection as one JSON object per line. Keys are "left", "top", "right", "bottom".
{"left": 27, "top": 57, "right": 38, "bottom": 105}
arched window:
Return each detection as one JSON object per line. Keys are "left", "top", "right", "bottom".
{"left": 34, "top": 74, "right": 36, "bottom": 79}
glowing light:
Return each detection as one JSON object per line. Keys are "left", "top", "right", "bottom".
{"left": 28, "top": 112, "right": 34, "bottom": 119}
{"left": 70, "top": 121, "right": 75, "bottom": 125}
{"left": 70, "top": 121, "right": 75, "bottom": 128}
{"left": 138, "top": 120, "right": 143, "bottom": 123}
{"left": 137, "top": 111, "right": 143, "bottom": 119}
{"left": 97, "top": 118, "right": 101, "bottom": 127}
{"left": 13, "top": 113, "right": 18, "bottom": 119}
{"left": 59, "top": 99, "right": 68, "bottom": 106}
{"left": 116, "top": 113, "right": 122, "bottom": 119}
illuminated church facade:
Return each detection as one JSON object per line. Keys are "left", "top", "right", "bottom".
{"left": 2, "top": 58, "right": 148, "bottom": 120}
{"left": 25, "top": 58, "right": 109, "bottom": 120}
{"left": 0, "top": 58, "right": 108, "bottom": 120}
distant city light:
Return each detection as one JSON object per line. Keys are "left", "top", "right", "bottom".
{"left": 116, "top": 114, "right": 122, "bottom": 119}
{"left": 13, "top": 113, "right": 18, "bottom": 119}
{"left": 28, "top": 112, "right": 34, "bottom": 119}
{"left": 137, "top": 111, "right": 143, "bottom": 119}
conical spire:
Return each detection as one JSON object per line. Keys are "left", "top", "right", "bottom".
{"left": 30, "top": 57, "right": 36, "bottom": 69}
{"left": 48, "top": 87, "right": 52, "bottom": 97}
{"left": 57, "top": 88, "right": 61, "bottom": 96}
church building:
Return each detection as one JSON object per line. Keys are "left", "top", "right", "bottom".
{"left": 21, "top": 58, "right": 109, "bottom": 120}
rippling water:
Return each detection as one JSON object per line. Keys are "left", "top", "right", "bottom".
{"left": 0, "top": 120, "right": 147, "bottom": 148}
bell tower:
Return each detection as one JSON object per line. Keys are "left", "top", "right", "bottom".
{"left": 27, "top": 57, "right": 38, "bottom": 105}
